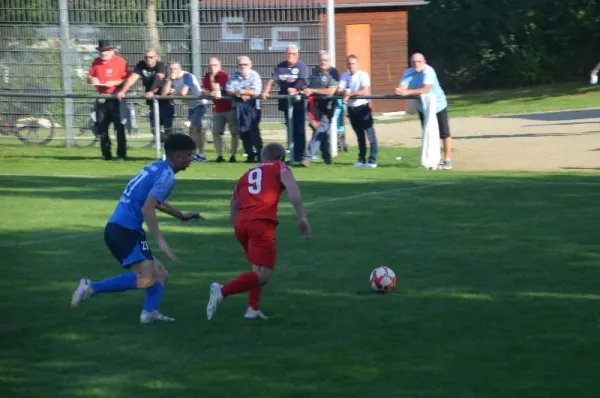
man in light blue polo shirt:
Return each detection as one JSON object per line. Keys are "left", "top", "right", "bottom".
{"left": 396, "top": 53, "right": 452, "bottom": 170}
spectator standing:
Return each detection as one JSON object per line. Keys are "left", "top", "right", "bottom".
{"left": 262, "top": 44, "right": 308, "bottom": 164}
{"left": 202, "top": 57, "right": 239, "bottom": 163}
{"left": 301, "top": 52, "right": 339, "bottom": 166}
{"left": 311, "top": 51, "right": 348, "bottom": 153}
{"left": 396, "top": 53, "right": 452, "bottom": 170}
{"left": 338, "top": 55, "right": 378, "bottom": 168}
{"left": 226, "top": 56, "right": 263, "bottom": 163}
{"left": 87, "top": 40, "right": 129, "bottom": 161}
{"left": 117, "top": 48, "right": 174, "bottom": 139}
{"left": 162, "top": 62, "right": 208, "bottom": 162}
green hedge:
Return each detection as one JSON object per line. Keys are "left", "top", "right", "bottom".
{"left": 408, "top": 0, "right": 600, "bottom": 90}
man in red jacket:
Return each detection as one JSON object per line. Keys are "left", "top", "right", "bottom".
{"left": 202, "top": 57, "right": 239, "bottom": 163}
{"left": 87, "top": 40, "right": 130, "bottom": 161}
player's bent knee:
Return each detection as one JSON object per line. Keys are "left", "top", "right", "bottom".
{"left": 131, "top": 259, "right": 157, "bottom": 288}
{"left": 137, "top": 277, "right": 154, "bottom": 289}
{"left": 252, "top": 266, "right": 272, "bottom": 285}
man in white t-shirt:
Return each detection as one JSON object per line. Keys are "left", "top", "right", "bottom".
{"left": 338, "top": 54, "right": 378, "bottom": 168}
{"left": 396, "top": 53, "right": 452, "bottom": 170}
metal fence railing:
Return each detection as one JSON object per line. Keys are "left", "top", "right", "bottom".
{"left": 0, "top": 92, "right": 419, "bottom": 160}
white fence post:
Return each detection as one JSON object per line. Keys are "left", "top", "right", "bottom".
{"left": 153, "top": 98, "right": 161, "bottom": 160}
{"left": 190, "top": 0, "right": 202, "bottom": 81}
{"left": 58, "top": 0, "right": 74, "bottom": 147}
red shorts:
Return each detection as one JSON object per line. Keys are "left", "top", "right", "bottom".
{"left": 234, "top": 219, "right": 277, "bottom": 268}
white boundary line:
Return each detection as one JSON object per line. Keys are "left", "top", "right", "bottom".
{"left": 0, "top": 181, "right": 455, "bottom": 248}
{"left": 304, "top": 181, "right": 455, "bottom": 207}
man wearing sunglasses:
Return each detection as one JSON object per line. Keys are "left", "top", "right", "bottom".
{"left": 117, "top": 49, "right": 174, "bottom": 140}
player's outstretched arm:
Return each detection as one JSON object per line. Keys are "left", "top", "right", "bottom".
{"left": 142, "top": 196, "right": 178, "bottom": 262}
{"left": 157, "top": 201, "right": 204, "bottom": 222}
{"left": 280, "top": 168, "right": 311, "bottom": 238}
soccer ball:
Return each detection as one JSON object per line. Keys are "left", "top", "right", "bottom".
{"left": 369, "top": 266, "right": 397, "bottom": 292}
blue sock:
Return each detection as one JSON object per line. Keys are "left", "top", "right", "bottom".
{"left": 91, "top": 272, "right": 137, "bottom": 294}
{"left": 143, "top": 281, "right": 164, "bottom": 312}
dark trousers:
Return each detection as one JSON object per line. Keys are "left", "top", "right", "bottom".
{"left": 305, "top": 114, "right": 332, "bottom": 164}
{"left": 96, "top": 98, "right": 126, "bottom": 160}
{"left": 348, "top": 104, "right": 378, "bottom": 163}
{"left": 284, "top": 101, "right": 306, "bottom": 162}
{"left": 240, "top": 109, "right": 262, "bottom": 162}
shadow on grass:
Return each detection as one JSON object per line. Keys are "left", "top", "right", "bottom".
{"left": 3, "top": 173, "right": 600, "bottom": 397}
{"left": 452, "top": 130, "right": 600, "bottom": 140}
{"left": 491, "top": 109, "right": 600, "bottom": 122}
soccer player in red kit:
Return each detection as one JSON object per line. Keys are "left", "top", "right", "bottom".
{"left": 206, "top": 142, "right": 310, "bottom": 320}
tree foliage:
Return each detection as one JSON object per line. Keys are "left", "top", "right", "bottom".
{"left": 408, "top": 0, "right": 600, "bottom": 90}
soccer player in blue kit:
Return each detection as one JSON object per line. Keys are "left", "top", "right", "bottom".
{"left": 70, "top": 133, "right": 202, "bottom": 324}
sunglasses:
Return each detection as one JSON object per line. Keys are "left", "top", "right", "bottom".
{"left": 239, "top": 63, "right": 249, "bottom": 66}
{"left": 144, "top": 56, "right": 155, "bottom": 59}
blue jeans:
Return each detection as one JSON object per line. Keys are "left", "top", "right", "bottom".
{"left": 348, "top": 104, "right": 378, "bottom": 163}
{"left": 283, "top": 101, "right": 306, "bottom": 162}
{"left": 304, "top": 114, "right": 331, "bottom": 164}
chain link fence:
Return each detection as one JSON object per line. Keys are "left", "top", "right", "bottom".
{"left": 0, "top": 0, "right": 325, "bottom": 146}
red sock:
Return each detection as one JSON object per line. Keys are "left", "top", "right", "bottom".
{"left": 221, "top": 271, "right": 259, "bottom": 297}
{"left": 248, "top": 285, "right": 262, "bottom": 310}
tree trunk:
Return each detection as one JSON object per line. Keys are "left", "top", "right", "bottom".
{"left": 146, "top": 0, "right": 160, "bottom": 53}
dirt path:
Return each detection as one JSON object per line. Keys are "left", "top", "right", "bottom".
{"left": 365, "top": 109, "right": 600, "bottom": 171}
{"left": 261, "top": 108, "right": 600, "bottom": 171}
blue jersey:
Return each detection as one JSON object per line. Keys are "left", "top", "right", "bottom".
{"left": 108, "top": 161, "right": 175, "bottom": 232}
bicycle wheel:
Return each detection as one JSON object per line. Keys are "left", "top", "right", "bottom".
{"left": 15, "top": 115, "right": 56, "bottom": 146}
{"left": 72, "top": 123, "right": 99, "bottom": 148}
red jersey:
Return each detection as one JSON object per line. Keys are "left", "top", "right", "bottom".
{"left": 202, "top": 70, "right": 232, "bottom": 113}
{"left": 233, "top": 161, "right": 289, "bottom": 224}
{"left": 88, "top": 56, "right": 129, "bottom": 94}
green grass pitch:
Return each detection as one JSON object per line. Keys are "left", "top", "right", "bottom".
{"left": 1, "top": 145, "right": 600, "bottom": 398}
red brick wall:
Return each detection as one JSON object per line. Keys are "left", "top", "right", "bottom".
{"left": 333, "top": 9, "right": 409, "bottom": 113}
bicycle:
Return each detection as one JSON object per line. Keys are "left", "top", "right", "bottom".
{"left": 0, "top": 104, "right": 57, "bottom": 146}
{"left": 0, "top": 85, "right": 58, "bottom": 146}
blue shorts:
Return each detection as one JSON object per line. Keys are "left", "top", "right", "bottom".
{"left": 188, "top": 105, "right": 206, "bottom": 128}
{"left": 104, "top": 223, "right": 153, "bottom": 268}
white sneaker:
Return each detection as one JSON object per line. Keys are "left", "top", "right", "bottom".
{"left": 140, "top": 310, "right": 175, "bottom": 324}
{"left": 206, "top": 282, "right": 223, "bottom": 320}
{"left": 244, "top": 307, "right": 268, "bottom": 320}
{"left": 192, "top": 154, "right": 207, "bottom": 163}
{"left": 354, "top": 162, "right": 365, "bottom": 167}
{"left": 366, "top": 162, "right": 378, "bottom": 168}
{"left": 70, "top": 278, "right": 93, "bottom": 308}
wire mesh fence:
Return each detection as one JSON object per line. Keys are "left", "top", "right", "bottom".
{"left": 0, "top": 0, "right": 326, "bottom": 146}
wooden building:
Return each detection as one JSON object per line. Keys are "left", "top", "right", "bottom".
{"left": 198, "top": 0, "right": 428, "bottom": 116}
{"left": 331, "top": 0, "right": 429, "bottom": 113}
